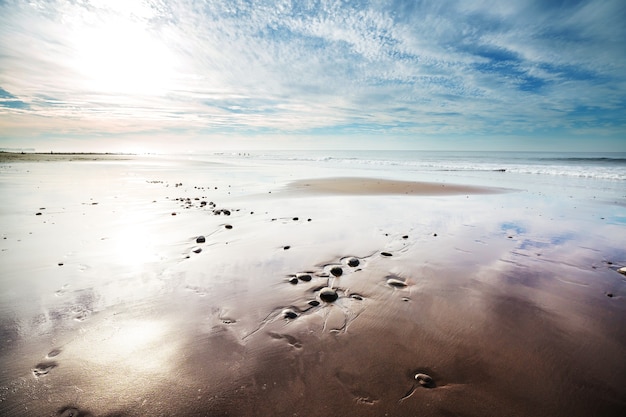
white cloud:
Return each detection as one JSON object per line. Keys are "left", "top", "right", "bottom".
{"left": 0, "top": 0, "right": 624, "bottom": 147}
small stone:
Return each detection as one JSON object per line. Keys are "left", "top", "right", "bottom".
{"left": 347, "top": 257, "right": 360, "bottom": 267}
{"left": 402, "top": 235, "right": 409, "bottom": 239}
{"left": 288, "top": 277, "right": 298, "bottom": 285}
{"left": 433, "top": 233, "right": 437, "bottom": 237}
{"left": 319, "top": 287, "right": 338, "bottom": 302}
{"left": 330, "top": 266, "right": 343, "bottom": 277}
{"left": 308, "top": 300, "right": 320, "bottom": 307}
{"left": 283, "top": 245, "right": 291, "bottom": 250}
{"left": 282, "top": 308, "right": 298, "bottom": 319}
{"left": 618, "top": 267, "right": 626, "bottom": 275}
{"left": 415, "top": 373, "right": 434, "bottom": 387}
{"left": 293, "top": 217, "right": 299, "bottom": 221}
{"left": 381, "top": 252, "right": 393, "bottom": 257}
{"left": 351, "top": 294, "right": 363, "bottom": 301}
{"left": 196, "top": 236, "right": 206, "bottom": 243}
{"left": 35, "top": 212, "right": 42, "bottom": 216}
{"left": 297, "top": 273, "right": 312, "bottom": 282}
{"left": 192, "top": 247, "right": 202, "bottom": 254}
{"left": 58, "top": 262, "right": 64, "bottom": 266}
{"left": 606, "top": 293, "right": 614, "bottom": 298}
{"left": 387, "top": 278, "right": 407, "bottom": 288}
{"left": 171, "top": 212, "right": 177, "bottom": 216}
{"left": 225, "top": 224, "right": 233, "bottom": 229}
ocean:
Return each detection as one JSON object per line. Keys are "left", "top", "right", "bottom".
{"left": 190, "top": 150, "right": 626, "bottom": 202}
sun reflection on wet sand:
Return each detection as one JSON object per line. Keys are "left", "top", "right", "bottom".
{"left": 0, "top": 155, "right": 625, "bottom": 417}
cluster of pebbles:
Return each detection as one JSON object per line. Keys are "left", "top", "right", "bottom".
{"left": 276, "top": 249, "right": 411, "bottom": 324}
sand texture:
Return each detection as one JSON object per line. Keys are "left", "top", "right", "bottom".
{"left": 0, "top": 154, "right": 625, "bottom": 417}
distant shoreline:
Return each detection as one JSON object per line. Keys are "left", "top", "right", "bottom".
{"left": 0, "top": 151, "right": 137, "bottom": 162}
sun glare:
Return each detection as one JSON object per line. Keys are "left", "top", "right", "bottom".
{"left": 70, "top": 13, "right": 177, "bottom": 96}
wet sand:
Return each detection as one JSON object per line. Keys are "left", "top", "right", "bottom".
{"left": 287, "top": 177, "right": 508, "bottom": 195}
{"left": 1, "top": 153, "right": 625, "bottom": 416}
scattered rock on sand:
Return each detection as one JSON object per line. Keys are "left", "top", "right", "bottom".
{"left": 330, "top": 266, "right": 343, "bottom": 277}
{"left": 347, "top": 257, "right": 360, "bottom": 267}
{"left": 297, "top": 273, "right": 312, "bottom": 282}
{"left": 288, "top": 277, "right": 298, "bottom": 285}
{"left": 282, "top": 308, "right": 298, "bottom": 319}
{"left": 196, "top": 236, "right": 206, "bottom": 243}
{"left": 319, "top": 287, "right": 338, "bottom": 302}
{"left": 387, "top": 278, "right": 407, "bottom": 288}
{"left": 415, "top": 373, "right": 434, "bottom": 388}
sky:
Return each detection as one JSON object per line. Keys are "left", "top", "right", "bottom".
{"left": 0, "top": 0, "right": 625, "bottom": 152}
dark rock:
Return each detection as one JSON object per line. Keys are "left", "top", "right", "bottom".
{"left": 293, "top": 217, "right": 299, "bottom": 221}
{"left": 319, "top": 287, "right": 338, "bottom": 302}
{"left": 387, "top": 278, "right": 407, "bottom": 288}
{"left": 308, "top": 300, "right": 320, "bottom": 307}
{"left": 192, "top": 247, "right": 202, "bottom": 254}
{"left": 288, "top": 277, "right": 298, "bottom": 285}
{"left": 196, "top": 236, "right": 206, "bottom": 243}
{"left": 347, "top": 257, "right": 360, "bottom": 267}
{"left": 225, "top": 224, "right": 233, "bottom": 229}
{"left": 381, "top": 252, "right": 393, "bottom": 257}
{"left": 297, "top": 273, "right": 312, "bottom": 282}
{"left": 415, "top": 373, "right": 434, "bottom": 388}
{"left": 282, "top": 308, "right": 298, "bottom": 319}
{"left": 330, "top": 266, "right": 343, "bottom": 277}
{"left": 35, "top": 212, "right": 42, "bottom": 216}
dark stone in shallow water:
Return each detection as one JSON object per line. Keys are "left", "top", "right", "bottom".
{"left": 319, "top": 287, "right": 338, "bottom": 302}
{"left": 330, "top": 266, "right": 343, "bottom": 277}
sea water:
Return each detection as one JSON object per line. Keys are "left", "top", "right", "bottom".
{"left": 192, "top": 150, "right": 626, "bottom": 203}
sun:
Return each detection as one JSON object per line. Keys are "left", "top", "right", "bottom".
{"left": 68, "top": 4, "right": 178, "bottom": 96}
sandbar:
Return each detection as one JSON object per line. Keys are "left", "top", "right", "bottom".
{"left": 287, "top": 176, "right": 508, "bottom": 195}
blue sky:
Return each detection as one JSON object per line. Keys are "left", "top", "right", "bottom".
{"left": 0, "top": 0, "right": 625, "bottom": 152}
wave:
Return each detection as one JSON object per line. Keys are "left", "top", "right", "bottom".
{"left": 204, "top": 151, "right": 626, "bottom": 181}
{"left": 539, "top": 157, "right": 626, "bottom": 164}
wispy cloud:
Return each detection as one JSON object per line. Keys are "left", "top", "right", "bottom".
{"left": 0, "top": 0, "right": 624, "bottom": 149}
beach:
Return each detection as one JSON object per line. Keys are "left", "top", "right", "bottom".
{"left": 1, "top": 151, "right": 625, "bottom": 417}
